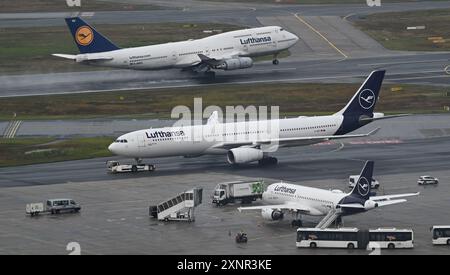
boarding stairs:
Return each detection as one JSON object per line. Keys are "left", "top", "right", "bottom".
{"left": 150, "top": 188, "right": 203, "bottom": 222}
{"left": 316, "top": 208, "right": 342, "bottom": 229}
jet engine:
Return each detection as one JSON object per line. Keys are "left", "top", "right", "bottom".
{"left": 261, "top": 208, "right": 284, "bottom": 221}
{"left": 216, "top": 57, "right": 253, "bottom": 70}
{"left": 364, "top": 200, "right": 379, "bottom": 210}
{"left": 227, "top": 148, "right": 264, "bottom": 164}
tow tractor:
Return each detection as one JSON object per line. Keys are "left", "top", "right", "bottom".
{"left": 107, "top": 160, "right": 155, "bottom": 173}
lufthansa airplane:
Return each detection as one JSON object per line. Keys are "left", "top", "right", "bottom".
{"left": 53, "top": 17, "right": 299, "bottom": 76}
{"left": 108, "top": 70, "right": 405, "bottom": 167}
{"left": 238, "top": 161, "right": 419, "bottom": 227}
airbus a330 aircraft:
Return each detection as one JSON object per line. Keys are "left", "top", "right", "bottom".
{"left": 53, "top": 17, "right": 299, "bottom": 76}
{"left": 108, "top": 70, "right": 404, "bottom": 167}
{"left": 238, "top": 161, "right": 419, "bottom": 227}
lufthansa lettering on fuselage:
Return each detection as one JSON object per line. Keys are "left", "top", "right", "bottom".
{"left": 240, "top": 36, "right": 272, "bottom": 45}
{"left": 274, "top": 185, "right": 296, "bottom": 194}
{"left": 146, "top": 130, "right": 185, "bottom": 139}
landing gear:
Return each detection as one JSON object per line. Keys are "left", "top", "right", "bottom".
{"left": 272, "top": 54, "right": 280, "bottom": 65}
{"left": 291, "top": 219, "right": 303, "bottom": 227}
{"left": 258, "top": 157, "right": 278, "bottom": 166}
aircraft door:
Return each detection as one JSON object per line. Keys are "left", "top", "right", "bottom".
{"left": 137, "top": 133, "right": 146, "bottom": 148}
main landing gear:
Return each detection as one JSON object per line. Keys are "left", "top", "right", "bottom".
{"left": 258, "top": 157, "right": 278, "bottom": 166}
{"left": 291, "top": 220, "right": 303, "bottom": 227}
{"left": 272, "top": 54, "right": 280, "bottom": 65}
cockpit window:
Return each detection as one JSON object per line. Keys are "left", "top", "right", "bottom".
{"left": 115, "top": 139, "right": 128, "bottom": 143}
{"left": 280, "top": 28, "right": 284, "bottom": 31}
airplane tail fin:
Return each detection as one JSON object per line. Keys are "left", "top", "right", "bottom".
{"left": 335, "top": 70, "right": 386, "bottom": 117}
{"left": 65, "top": 17, "right": 120, "bottom": 54}
{"left": 349, "top": 160, "right": 374, "bottom": 201}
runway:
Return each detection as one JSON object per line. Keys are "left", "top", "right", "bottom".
{"left": 1, "top": 53, "right": 449, "bottom": 98}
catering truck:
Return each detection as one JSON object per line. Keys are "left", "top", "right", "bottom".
{"left": 212, "top": 180, "right": 264, "bottom": 206}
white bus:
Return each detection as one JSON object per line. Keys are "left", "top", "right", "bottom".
{"left": 431, "top": 226, "right": 450, "bottom": 245}
{"left": 368, "top": 228, "right": 414, "bottom": 249}
{"left": 296, "top": 228, "right": 361, "bottom": 249}
{"left": 297, "top": 228, "right": 414, "bottom": 249}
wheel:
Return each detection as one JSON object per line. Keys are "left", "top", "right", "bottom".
{"left": 347, "top": 243, "right": 355, "bottom": 250}
{"left": 388, "top": 243, "right": 395, "bottom": 249}
{"left": 149, "top": 165, "right": 155, "bottom": 172}
{"left": 447, "top": 239, "right": 450, "bottom": 245}
{"left": 310, "top": 242, "right": 317, "bottom": 249}
{"left": 132, "top": 165, "right": 138, "bottom": 173}
{"left": 272, "top": 59, "right": 279, "bottom": 65}
{"left": 51, "top": 210, "right": 55, "bottom": 215}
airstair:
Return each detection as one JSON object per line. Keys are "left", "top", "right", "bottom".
{"left": 149, "top": 188, "right": 203, "bottom": 222}
{"left": 316, "top": 208, "right": 342, "bottom": 229}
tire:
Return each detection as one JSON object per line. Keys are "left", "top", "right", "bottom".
{"left": 447, "top": 239, "right": 450, "bottom": 245}
{"left": 272, "top": 59, "right": 279, "bottom": 65}
{"left": 347, "top": 243, "right": 355, "bottom": 250}
{"left": 132, "top": 165, "right": 138, "bottom": 173}
{"left": 51, "top": 209, "right": 55, "bottom": 215}
{"left": 388, "top": 243, "right": 395, "bottom": 249}
{"left": 310, "top": 242, "right": 317, "bottom": 249}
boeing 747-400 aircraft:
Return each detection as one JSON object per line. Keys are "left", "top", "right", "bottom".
{"left": 53, "top": 17, "right": 299, "bottom": 76}
{"left": 108, "top": 70, "right": 406, "bottom": 168}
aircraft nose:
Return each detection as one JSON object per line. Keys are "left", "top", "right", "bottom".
{"left": 292, "top": 33, "right": 299, "bottom": 42}
{"left": 108, "top": 143, "right": 116, "bottom": 154}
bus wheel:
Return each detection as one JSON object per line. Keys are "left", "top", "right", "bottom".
{"left": 310, "top": 243, "right": 317, "bottom": 249}
{"left": 388, "top": 243, "right": 395, "bottom": 249}
{"left": 447, "top": 239, "right": 450, "bottom": 245}
{"left": 347, "top": 243, "right": 355, "bottom": 250}
{"left": 132, "top": 165, "right": 138, "bottom": 173}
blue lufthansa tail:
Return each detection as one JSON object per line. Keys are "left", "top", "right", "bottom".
{"left": 65, "top": 17, "right": 120, "bottom": 54}
{"left": 337, "top": 70, "right": 385, "bottom": 117}
{"left": 350, "top": 161, "right": 374, "bottom": 201}
{"left": 334, "top": 70, "right": 385, "bottom": 134}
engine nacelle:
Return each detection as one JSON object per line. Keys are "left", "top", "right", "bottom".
{"left": 261, "top": 208, "right": 284, "bottom": 221}
{"left": 227, "top": 148, "right": 264, "bottom": 164}
{"left": 216, "top": 57, "right": 253, "bottom": 70}
{"left": 364, "top": 200, "right": 378, "bottom": 210}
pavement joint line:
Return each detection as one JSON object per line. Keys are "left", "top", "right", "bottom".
{"left": 293, "top": 13, "right": 349, "bottom": 59}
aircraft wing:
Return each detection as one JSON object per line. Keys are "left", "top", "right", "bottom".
{"left": 238, "top": 202, "right": 312, "bottom": 214}
{"left": 370, "top": 192, "right": 420, "bottom": 202}
{"left": 213, "top": 128, "right": 379, "bottom": 150}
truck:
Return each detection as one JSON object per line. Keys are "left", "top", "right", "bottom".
{"left": 26, "top": 199, "right": 81, "bottom": 216}
{"left": 107, "top": 160, "right": 155, "bottom": 173}
{"left": 212, "top": 180, "right": 264, "bottom": 206}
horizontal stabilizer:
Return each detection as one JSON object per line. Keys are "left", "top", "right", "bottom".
{"left": 371, "top": 192, "right": 420, "bottom": 202}
{"left": 52, "top": 54, "right": 77, "bottom": 60}
{"left": 360, "top": 114, "right": 411, "bottom": 122}
{"left": 376, "top": 199, "right": 407, "bottom": 207}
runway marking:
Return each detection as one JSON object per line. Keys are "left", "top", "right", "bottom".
{"left": 358, "top": 59, "right": 450, "bottom": 67}
{"left": 389, "top": 75, "right": 450, "bottom": 81}
{"left": 293, "top": 13, "right": 349, "bottom": 59}
{"left": 2, "top": 70, "right": 449, "bottom": 98}
{"left": 445, "top": 65, "right": 450, "bottom": 75}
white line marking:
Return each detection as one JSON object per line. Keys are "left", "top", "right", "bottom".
{"left": 358, "top": 59, "right": 450, "bottom": 67}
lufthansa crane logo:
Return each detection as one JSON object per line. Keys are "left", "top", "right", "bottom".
{"left": 359, "top": 89, "right": 376, "bottom": 110}
{"left": 75, "top": 26, "right": 94, "bottom": 46}
{"left": 357, "top": 177, "right": 370, "bottom": 197}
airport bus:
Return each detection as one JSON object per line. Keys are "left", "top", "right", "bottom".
{"left": 368, "top": 228, "right": 414, "bottom": 249}
{"left": 297, "top": 228, "right": 414, "bottom": 249}
{"left": 296, "top": 228, "right": 361, "bottom": 249}
{"left": 431, "top": 226, "right": 450, "bottom": 245}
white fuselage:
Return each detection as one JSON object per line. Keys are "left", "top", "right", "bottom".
{"left": 81, "top": 26, "right": 298, "bottom": 70}
{"left": 263, "top": 182, "right": 347, "bottom": 216}
{"left": 108, "top": 114, "right": 344, "bottom": 159}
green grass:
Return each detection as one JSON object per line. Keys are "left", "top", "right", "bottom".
{"left": 1, "top": 83, "right": 449, "bottom": 121}
{"left": 0, "top": 137, "right": 113, "bottom": 167}
{"left": 0, "top": 0, "right": 161, "bottom": 13}
{"left": 0, "top": 23, "right": 242, "bottom": 74}
{"left": 353, "top": 9, "right": 450, "bottom": 51}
